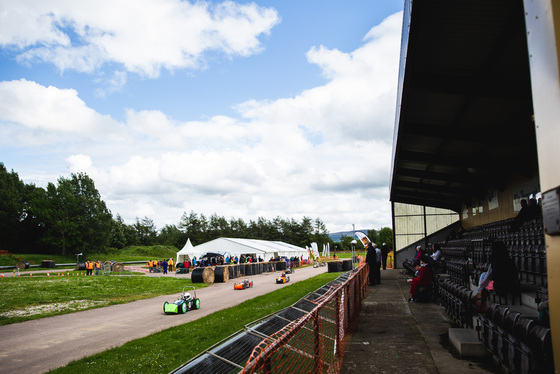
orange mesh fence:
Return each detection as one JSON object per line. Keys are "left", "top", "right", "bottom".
{"left": 241, "top": 263, "right": 369, "bottom": 374}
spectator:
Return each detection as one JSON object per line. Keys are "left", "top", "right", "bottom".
{"left": 162, "top": 259, "right": 168, "bottom": 274}
{"left": 415, "top": 245, "right": 426, "bottom": 261}
{"left": 374, "top": 244, "right": 382, "bottom": 284}
{"left": 407, "top": 255, "right": 433, "bottom": 302}
{"left": 472, "top": 241, "right": 517, "bottom": 312}
{"left": 365, "top": 243, "right": 377, "bottom": 286}
{"left": 431, "top": 243, "right": 442, "bottom": 261}
{"left": 381, "top": 242, "right": 389, "bottom": 270}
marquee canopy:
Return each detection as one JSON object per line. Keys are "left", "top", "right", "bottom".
{"left": 176, "top": 237, "right": 309, "bottom": 264}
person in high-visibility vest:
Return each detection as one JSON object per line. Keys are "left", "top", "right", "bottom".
{"left": 85, "top": 261, "right": 94, "bottom": 276}
{"left": 95, "top": 260, "right": 101, "bottom": 275}
{"left": 148, "top": 260, "right": 153, "bottom": 273}
{"left": 169, "top": 258, "right": 174, "bottom": 272}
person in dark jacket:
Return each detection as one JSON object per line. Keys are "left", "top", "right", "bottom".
{"left": 381, "top": 243, "right": 389, "bottom": 270}
{"left": 365, "top": 242, "right": 377, "bottom": 286}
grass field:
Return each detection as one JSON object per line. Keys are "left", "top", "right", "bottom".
{"left": 0, "top": 275, "right": 208, "bottom": 325}
{"left": 48, "top": 271, "right": 342, "bottom": 374}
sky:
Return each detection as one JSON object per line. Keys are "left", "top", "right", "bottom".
{"left": 0, "top": 0, "right": 405, "bottom": 235}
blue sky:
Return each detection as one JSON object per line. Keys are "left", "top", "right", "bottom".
{"left": 0, "top": 0, "right": 404, "bottom": 234}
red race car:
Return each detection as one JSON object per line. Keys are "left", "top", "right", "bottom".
{"left": 234, "top": 279, "right": 254, "bottom": 290}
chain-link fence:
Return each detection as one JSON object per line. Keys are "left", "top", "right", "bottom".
{"left": 241, "top": 263, "right": 368, "bottom": 374}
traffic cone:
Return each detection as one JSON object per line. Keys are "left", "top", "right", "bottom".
{"left": 47, "top": 273, "right": 50, "bottom": 277}
{"left": 1, "top": 273, "right": 4, "bottom": 278}
{"left": 30, "top": 273, "right": 32, "bottom": 277}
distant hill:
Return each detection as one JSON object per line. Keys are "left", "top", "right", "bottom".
{"left": 329, "top": 230, "right": 371, "bottom": 242}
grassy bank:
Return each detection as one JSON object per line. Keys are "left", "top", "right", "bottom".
{"left": 0, "top": 246, "right": 179, "bottom": 270}
{"left": 49, "top": 271, "right": 341, "bottom": 374}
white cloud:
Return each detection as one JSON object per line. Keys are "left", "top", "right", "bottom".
{"left": 2, "top": 11, "right": 403, "bottom": 233}
{"left": 0, "top": 79, "right": 122, "bottom": 147}
{"left": 235, "top": 13, "right": 402, "bottom": 146}
{"left": 0, "top": 0, "right": 280, "bottom": 79}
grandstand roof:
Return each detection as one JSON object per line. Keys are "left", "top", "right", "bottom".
{"left": 390, "top": 0, "right": 538, "bottom": 212}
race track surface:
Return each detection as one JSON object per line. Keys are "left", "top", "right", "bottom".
{"left": 0, "top": 266, "right": 327, "bottom": 373}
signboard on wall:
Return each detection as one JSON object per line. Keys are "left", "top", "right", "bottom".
{"left": 487, "top": 189, "right": 499, "bottom": 210}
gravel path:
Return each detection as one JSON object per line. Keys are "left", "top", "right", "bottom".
{"left": 0, "top": 265, "right": 327, "bottom": 373}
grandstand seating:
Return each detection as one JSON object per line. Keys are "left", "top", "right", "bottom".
{"left": 430, "top": 216, "right": 552, "bottom": 372}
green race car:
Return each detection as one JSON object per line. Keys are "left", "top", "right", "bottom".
{"left": 163, "top": 286, "right": 200, "bottom": 314}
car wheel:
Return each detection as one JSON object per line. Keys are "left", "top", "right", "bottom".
{"left": 163, "top": 301, "right": 169, "bottom": 313}
{"left": 195, "top": 298, "right": 200, "bottom": 309}
{"left": 180, "top": 302, "right": 187, "bottom": 314}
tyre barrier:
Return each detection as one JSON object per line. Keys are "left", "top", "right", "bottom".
{"left": 245, "top": 263, "right": 253, "bottom": 276}
{"left": 112, "top": 263, "right": 124, "bottom": 272}
{"left": 214, "top": 266, "right": 229, "bottom": 283}
{"left": 228, "top": 265, "right": 239, "bottom": 279}
{"left": 191, "top": 267, "right": 215, "bottom": 283}
{"left": 327, "top": 261, "right": 343, "bottom": 273}
{"left": 276, "top": 261, "right": 287, "bottom": 271}
{"left": 41, "top": 260, "right": 56, "bottom": 268}
{"left": 16, "top": 261, "right": 30, "bottom": 270}
{"left": 342, "top": 259, "right": 353, "bottom": 271}
{"left": 76, "top": 262, "right": 86, "bottom": 271}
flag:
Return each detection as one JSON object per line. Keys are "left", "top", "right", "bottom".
{"left": 355, "top": 231, "right": 371, "bottom": 247}
{"left": 310, "top": 242, "right": 320, "bottom": 258}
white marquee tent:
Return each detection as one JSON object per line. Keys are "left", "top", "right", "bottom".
{"left": 176, "top": 238, "right": 205, "bottom": 264}
{"left": 176, "top": 237, "right": 309, "bottom": 264}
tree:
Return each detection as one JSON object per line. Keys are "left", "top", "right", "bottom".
{"left": 179, "top": 211, "right": 208, "bottom": 245}
{"left": 208, "top": 214, "right": 231, "bottom": 239}
{"left": 229, "top": 217, "right": 248, "bottom": 238}
{"left": 367, "top": 229, "right": 378, "bottom": 246}
{"left": 158, "top": 224, "right": 185, "bottom": 248}
{"left": 110, "top": 214, "right": 127, "bottom": 249}
{"left": 133, "top": 217, "right": 157, "bottom": 245}
{"left": 338, "top": 234, "right": 355, "bottom": 251}
{"left": 377, "top": 227, "right": 393, "bottom": 249}
{"left": 34, "top": 173, "right": 113, "bottom": 256}
{"left": 0, "top": 163, "right": 45, "bottom": 252}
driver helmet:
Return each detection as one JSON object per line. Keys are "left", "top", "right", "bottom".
{"left": 184, "top": 292, "right": 191, "bottom": 299}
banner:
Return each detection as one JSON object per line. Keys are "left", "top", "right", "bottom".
{"left": 311, "top": 242, "right": 320, "bottom": 258}
{"left": 355, "top": 231, "right": 371, "bottom": 247}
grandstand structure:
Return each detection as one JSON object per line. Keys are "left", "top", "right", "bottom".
{"left": 390, "top": 0, "right": 560, "bottom": 370}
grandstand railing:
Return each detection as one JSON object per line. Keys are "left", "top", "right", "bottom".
{"left": 240, "top": 263, "right": 368, "bottom": 374}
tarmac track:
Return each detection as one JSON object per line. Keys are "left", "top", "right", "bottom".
{"left": 0, "top": 265, "right": 328, "bottom": 373}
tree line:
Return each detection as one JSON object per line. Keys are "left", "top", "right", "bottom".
{"left": 1, "top": 163, "right": 392, "bottom": 257}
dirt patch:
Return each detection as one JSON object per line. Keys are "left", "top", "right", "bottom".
{"left": 0, "top": 300, "right": 108, "bottom": 317}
